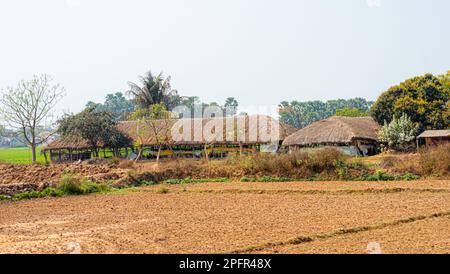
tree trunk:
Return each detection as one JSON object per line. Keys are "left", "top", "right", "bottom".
{"left": 156, "top": 145, "right": 162, "bottom": 163}
{"left": 31, "top": 143, "right": 37, "bottom": 164}
{"left": 135, "top": 146, "right": 143, "bottom": 162}
{"left": 204, "top": 144, "right": 209, "bottom": 161}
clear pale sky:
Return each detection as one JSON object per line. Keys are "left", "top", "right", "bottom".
{"left": 0, "top": 0, "right": 449, "bottom": 115}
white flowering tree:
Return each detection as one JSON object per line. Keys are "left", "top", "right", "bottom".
{"left": 378, "top": 113, "right": 419, "bottom": 151}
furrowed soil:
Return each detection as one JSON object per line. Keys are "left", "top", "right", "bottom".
{"left": 0, "top": 180, "right": 449, "bottom": 254}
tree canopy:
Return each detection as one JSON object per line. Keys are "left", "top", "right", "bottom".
{"left": 279, "top": 98, "right": 374, "bottom": 128}
{"left": 336, "top": 108, "right": 370, "bottom": 117}
{"left": 57, "top": 106, "right": 131, "bottom": 156}
{"left": 86, "top": 92, "right": 134, "bottom": 121}
{"left": 371, "top": 73, "right": 450, "bottom": 131}
{"left": 0, "top": 74, "right": 65, "bottom": 163}
{"left": 127, "top": 71, "right": 180, "bottom": 110}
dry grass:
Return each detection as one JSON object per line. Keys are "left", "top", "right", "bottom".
{"left": 380, "top": 144, "right": 450, "bottom": 178}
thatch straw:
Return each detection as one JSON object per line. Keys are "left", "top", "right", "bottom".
{"left": 282, "top": 116, "right": 381, "bottom": 146}
{"left": 44, "top": 115, "right": 297, "bottom": 150}
{"left": 417, "top": 130, "right": 450, "bottom": 138}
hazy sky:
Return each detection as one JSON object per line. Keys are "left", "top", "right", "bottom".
{"left": 0, "top": 0, "right": 449, "bottom": 114}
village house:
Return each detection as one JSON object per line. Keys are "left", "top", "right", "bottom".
{"left": 416, "top": 130, "right": 450, "bottom": 148}
{"left": 282, "top": 116, "right": 381, "bottom": 156}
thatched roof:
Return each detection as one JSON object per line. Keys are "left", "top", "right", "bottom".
{"left": 43, "top": 115, "right": 297, "bottom": 150}
{"left": 43, "top": 135, "right": 104, "bottom": 151}
{"left": 282, "top": 116, "right": 381, "bottom": 147}
{"left": 417, "top": 130, "right": 450, "bottom": 138}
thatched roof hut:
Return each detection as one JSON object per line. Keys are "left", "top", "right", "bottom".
{"left": 43, "top": 135, "right": 104, "bottom": 151}
{"left": 417, "top": 129, "right": 450, "bottom": 148}
{"left": 282, "top": 116, "right": 381, "bottom": 154}
{"left": 417, "top": 130, "right": 450, "bottom": 139}
{"left": 44, "top": 115, "right": 297, "bottom": 151}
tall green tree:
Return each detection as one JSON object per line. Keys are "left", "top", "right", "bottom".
{"left": 279, "top": 98, "right": 374, "bottom": 128}
{"left": 336, "top": 108, "right": 370, "bottom": 117}
{"left": 224, "top": 97, "right": 239, "bottom": 116}
{"left": 127, "top": 71, "right": 180, "bottom": 110}
{"left": 371, "top": 73, "right": 450, "bottom": 131}
{"left": 57, "top": 107, "right": 131, "bottom": 157}
{"left": 86, "top": 92, "right": 134, "bottom": 121}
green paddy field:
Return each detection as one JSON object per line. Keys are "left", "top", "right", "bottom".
{"left": 0, "top": 147, "right": 45, "bottom": 164}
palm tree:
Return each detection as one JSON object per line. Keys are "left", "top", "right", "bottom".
{"left": 127, "top": 71, "right": 180, "bottom": 110}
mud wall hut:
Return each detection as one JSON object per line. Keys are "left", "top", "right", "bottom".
{"left": 282, "top": 116, "right": 381, "bottom": 156}
{"left": 417, "top": 130, "right": 450, "bottom": 148}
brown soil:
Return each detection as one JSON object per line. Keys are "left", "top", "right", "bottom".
{"left": 0, "top": 163, "right": 130, "bottom": 195}
{"left": 253, "top": 217, "right": 450, "bottom": 254}
{"left": 0, "top": 180, "right": 449, "bottom": 254}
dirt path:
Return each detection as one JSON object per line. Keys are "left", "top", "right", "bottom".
{"left": 0, "top": 181, "right": 449, "bottom": 254}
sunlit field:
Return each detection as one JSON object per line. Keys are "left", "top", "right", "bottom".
{"left": 0, "top": 147, "right": 45, "bottom": 164}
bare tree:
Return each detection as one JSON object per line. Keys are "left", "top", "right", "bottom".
{"left": 0, "top": 75, "right": 65, "bottom": 163}
{"left": 130, "top": 103, "right": 173, "bottom": 163}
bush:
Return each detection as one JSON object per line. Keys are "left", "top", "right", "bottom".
{"left": 118, "top": 160, "right": 135, "bottom": 169}
{"left": 381, "top": 144, "right": 450, "bottom": 178}
{"left": 418, "top": 144, "right": 450, "bottom": 177}
{"left": 359, "top": 170, "right": 420, "bottom": 181}
{"left": 109, "top": 157, "right": 121, "bottom": 165}
{"left": 157, "top": 187, "right": 170, "bottom": 194}
{"left": 13, "top": 191, "right": 43, "bottom": 200}
{"left": 81, "top": 182, "right": 110, "bottom": 194}
{"left": 57, "top": 174, "right": 111, "bottom": 195}
{"left": 163, "top": 178, "right": 229, "bottom": 184}
{"left": 58, "top": 174, "right": 85, "bottom": 195}
{"left": 378, "top": 114, "right": 419, "bottom": 151}
{"left": 240, "top": 176, "right": 256, "bottom": 182}
{"left": 259, "top": 176, "right": 296, "bottom": 182}
{"left": 40, "top": 187, "right": 64, "bottom": 197}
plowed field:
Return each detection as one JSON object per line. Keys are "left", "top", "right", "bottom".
{"left": 0, "top": 180, "right": 449, "bottom": 254}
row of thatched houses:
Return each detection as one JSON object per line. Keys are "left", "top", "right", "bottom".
{"left": 43, "top": 115, "right": 449, "bottom": 163}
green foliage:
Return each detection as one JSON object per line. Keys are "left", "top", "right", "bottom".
{"left": 240, "top": 176, "right": 256, "bottom": 182}
{"left": 259, "top": 176, "right": 296, "bottom": 182}
{"left": 156, "top": 187, "right": 170, "bottom": 194}
{"left": 224, "top": 97, "right": 239, "bottom": 116}
{"left": 163, "top": 178, "right": 229, "bottom": 184}
{"left": 371, "top": 73, "right": 450, "bottom": 131}
{"left": 57, "top": 174, "right": 85, "bottom": 195}
{"left": 127, "top": 71, "right": 180, "bottom": 110}
{"left": 335, "top": 108, "right": 370, "bottom": 117}
{"left": 80, "top": 182, "right": 110, "bottom": 194}
{"left": 86, "top": 92, "right": 134, "bottom": 121}
{"left": 40, "top": 187, "right": 64, "bottom": 197}
{"left": 378, "top": 113, "right": 419, "bottom": 151}
{"left": 279, "top": 98, "right": 374, "bottom": 128}
{"left": 140, "top": 181, "right": 159, "bottom": 186}
{"left": 57, "top": 106, "right": 131, "bottom": 155}
{"left": 129, "top": 103, "right": 172, "bottom": 121}
{"left": 359, "top": 170, "right": 420, "bottom": 181}
{"left": 57, "top": 174, "right": 110, "bottom": 195}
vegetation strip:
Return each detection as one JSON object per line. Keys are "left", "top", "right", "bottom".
{"left": 227, "top": 210, "right": 450, "bottom": 254}
{"left": 165, "top": 188, "right": 450, "bottom": 195}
